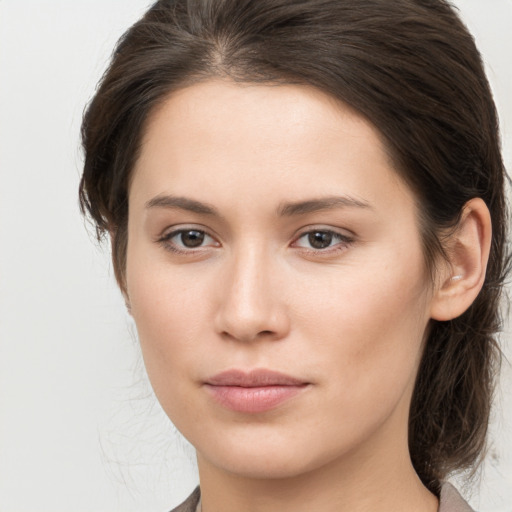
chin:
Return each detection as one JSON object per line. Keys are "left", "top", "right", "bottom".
{"left": 193, "top": 428, "right": 352, "bottom": 481}
{"left": 203, "top": 451, "right": 321, "bottom": 480}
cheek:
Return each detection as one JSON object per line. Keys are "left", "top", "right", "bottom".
{"left": 125, "top": 248, "right": 211, "bottom": 398}
{"left": 128, "top": 275, "right": 212, "bottom": 433}
{"left": 299, "top": 247, "right": 431, "bottom": 422}
{"left": 292, "top": 233, "right": 426, "bottom": 357}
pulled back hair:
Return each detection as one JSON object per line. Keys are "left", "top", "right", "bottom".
{"left": 79, "top": 0, "right": 510, "bottom": 494}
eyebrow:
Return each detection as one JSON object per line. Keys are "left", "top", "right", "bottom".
{"left": 145, "top": 195, "right": 218, "bottom": 215}
{"left": 277, "top": 196, "right": 372, "bottom": 216}
{"left": 145, "top": 194, "right": 372, "bottom": 217}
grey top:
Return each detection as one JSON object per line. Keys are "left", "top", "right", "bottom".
{"left": 169, "top": 482, "right": 474, "bottom": 512}
{"left": 170, "top": 487, "right": 200, "bottom": 512}
{"left": 439, "top": 482, "right": 475, "bottom": 512}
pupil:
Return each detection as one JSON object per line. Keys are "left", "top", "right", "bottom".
{"left": 308, "top": 231, "right": 332, "bottom": 249}
{"left": 181, "top": 230, "right": 204, "bottom": 247}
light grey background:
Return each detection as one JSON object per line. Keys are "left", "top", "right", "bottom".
{"left": 0, "top": 1, "right": 510, "bottom": 511}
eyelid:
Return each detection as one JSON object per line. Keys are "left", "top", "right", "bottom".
{"left": 292, "top": 225, "right": 355, "bottom": 241}
{"left": 291, "top": 226, "right": 355, "bottom": 252}
{"left": 155, "top": 224, "right": 355, "bottom": 255}
{"left": 157, "top": 223, "right": 218, "bottom": 240}
{"left": 157, "top": 224, "right": 221, "bottom": 253}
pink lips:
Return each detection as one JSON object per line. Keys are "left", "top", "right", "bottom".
{"left": 204, "top": 369, "right": 309, "bottom": 413}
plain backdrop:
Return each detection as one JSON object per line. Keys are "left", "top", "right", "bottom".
{"left": 0, "top": 1, "right": 511, "bottom": 511}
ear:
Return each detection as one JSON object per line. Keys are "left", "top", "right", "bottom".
{"left": 430, "top": 198, "right": 492, "bottom": 321}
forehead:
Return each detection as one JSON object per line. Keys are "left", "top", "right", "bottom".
{"left": 139, "top": 79, "right": 386, "bottom": 161}
{"left": 130, "top": 79, "right": 412, "bottom": 216}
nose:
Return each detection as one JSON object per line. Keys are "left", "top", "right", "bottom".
{"left": 214, "top": 245, "right": 290, "bottom": 343}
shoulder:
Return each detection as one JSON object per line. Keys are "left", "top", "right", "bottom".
{"left": 169, "top": 486, "right": 201, "bottom": 512}
{"left": 439, "top": 482, "right": 475, "bottom": 512}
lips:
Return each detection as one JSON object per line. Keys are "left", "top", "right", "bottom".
{"left": 204, "top": 369, "right": 309, "bottom": 413}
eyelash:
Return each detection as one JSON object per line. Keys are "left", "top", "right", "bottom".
{"left": 292, "top": 229, "right": 354, "bottom": 255}
{"left": 157, "top": 227, "right": 354, "bottom": 256}
{"left": 158, "top": 228, "right": 219, "bottom": 254}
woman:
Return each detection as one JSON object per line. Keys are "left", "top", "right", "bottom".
{"left": 79, "top": 0, "right": 510, "bottom": 510}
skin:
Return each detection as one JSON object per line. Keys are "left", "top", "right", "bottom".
{"left": 124, "top": 79, "right": 487, "bottom": 512}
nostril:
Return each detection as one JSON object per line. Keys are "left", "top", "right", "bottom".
{"left": 219, "top": 329, "right": 280, "bottom": 343}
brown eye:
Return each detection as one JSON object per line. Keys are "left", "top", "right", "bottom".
{"left": 293, "top": 229, "right": 353, "bottom": 253}
{"left": 159, "top": 228, "right": 219, "bottom": 254}
{"left": 308, "top": 231, "right": 333, "bottom": 249}
{"left": 180, "top": 230, "right": 205, "bottom": 248}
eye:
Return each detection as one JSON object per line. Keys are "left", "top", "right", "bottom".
{"left": 293, "top": 229, "right": 353, "bottom": 251}
{"left": 159, "top": 228, "right": 219, "bottom": 253}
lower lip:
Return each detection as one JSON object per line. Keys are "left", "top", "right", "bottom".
{"left": 204, "top": 384, "right": 307, "bottom": 413}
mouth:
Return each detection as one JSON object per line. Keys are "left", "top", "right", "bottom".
{"left": 204, "top": 369, "right": 310, "bottom": 414}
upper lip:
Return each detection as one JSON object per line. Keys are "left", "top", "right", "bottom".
{"left": 205, "top": 369, "right": 307, "bottom": 387}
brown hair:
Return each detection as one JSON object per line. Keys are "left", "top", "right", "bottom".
{"left": 79, "top": 0, "right": 510, "bottom": 494}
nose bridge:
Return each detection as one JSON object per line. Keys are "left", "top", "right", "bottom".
{"left": 215, "top": 240, "right": 288, "bottom": 342}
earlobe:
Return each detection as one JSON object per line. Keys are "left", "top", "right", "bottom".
{"left": 430, "top": 198, "right": 492, "bottom": 321}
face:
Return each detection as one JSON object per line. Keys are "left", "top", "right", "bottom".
{"left": 126, "top": 80, "right": 435, "bottom": 480}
